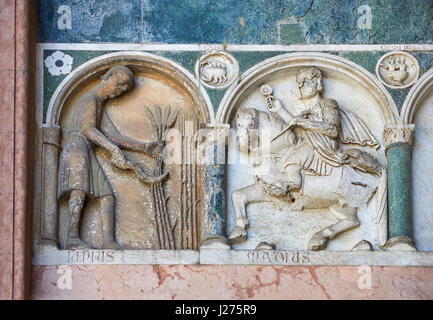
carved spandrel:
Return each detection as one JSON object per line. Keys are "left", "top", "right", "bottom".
{"left": 376, "top": 51, "right": 420, "bottom": 89}
{"left": 195, "top": 52, "right": 239, "bottom": 89}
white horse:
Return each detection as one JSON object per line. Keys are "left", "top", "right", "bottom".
{"left": 229, "top": 108, "right": 387, "bottom": 250}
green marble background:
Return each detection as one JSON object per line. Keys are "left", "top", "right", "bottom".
{"left": 38, "top": 0, "right": 433, "bottom": 44}
{"left": 39, "top": 0, "right": 433, "bottom": 121}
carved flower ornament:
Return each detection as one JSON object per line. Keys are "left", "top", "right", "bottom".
{"left": 44, "top": 50, "right": 74, "bottom": 76}
{"left": 260, "top": 84, "right": 273, "bottom": 96}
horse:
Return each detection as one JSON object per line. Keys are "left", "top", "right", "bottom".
{"left": 228, "top": 107, "right": 387, "bottom": 251}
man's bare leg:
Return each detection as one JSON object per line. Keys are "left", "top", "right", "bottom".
{"left": 285, "top": 165, "right": 302, "bottom": 191}
{"left": 67, "top": 189, "right": 90, "bottom": 249}
{"left": 229, "top": 184, "right": 267, "bottom": 244}
{"left": 100, "top": 195, "right": 122, "bottom": 249}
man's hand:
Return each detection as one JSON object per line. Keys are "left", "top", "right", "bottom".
{"left": 111, "top": 148, "right": 128, "bottom": 169}
{"left": 150, "top": 141, "right": 165, "bottom": 157}
{"left": 266, "top": 97, "right": 284, "bottom": 114}
{"left": 293, "top": 111, "right": 314, "bottom": 127}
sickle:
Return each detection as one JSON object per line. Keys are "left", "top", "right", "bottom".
{"left": 126, "top": 159, "right": 169, "bottom": 184}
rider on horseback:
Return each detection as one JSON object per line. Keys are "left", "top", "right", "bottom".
{"left": 264, "top": 67, "right": 381, "bottom": 197}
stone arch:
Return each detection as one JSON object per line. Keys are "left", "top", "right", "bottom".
{"left": 46, "top": 51, "right": 214, "bottom": 126}
{"left": 400, "top": 67, "right": 433, "bottom": 251}
{"left": 401, "top": 67, "right": 433, "bottom": 124}
{"left": 216, "top": 52, "right": 398, "bottom": 125}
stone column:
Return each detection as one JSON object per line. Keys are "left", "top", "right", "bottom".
{"left": 200, "top": 126, "right": 230, "bottom": 249}
{"left": 41, "top": 126, "right": 61, "bottom": 243}
{"left": 383, "top": 124, "right": 417, "bottom": 251}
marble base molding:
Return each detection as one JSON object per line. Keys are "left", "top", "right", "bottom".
{"left": 33, "top": 247, "right": 433, "bottom": 267}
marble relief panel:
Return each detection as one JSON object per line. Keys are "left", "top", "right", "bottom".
{"left": 33, "top": 47, "right": 433, "bottom": 266}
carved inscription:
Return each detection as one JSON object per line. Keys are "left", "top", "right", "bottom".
{"left": 67, "top": 250, "right": 116, "bottom": 264}
{"left": 247, "top": 250, "right": 310, "bottom": 265}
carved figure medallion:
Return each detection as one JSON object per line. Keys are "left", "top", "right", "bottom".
{"left": 376, "top": 51, "right": 420, "bottom": 89}
{"left": 195, "top": 51, "right": 239, "bottom": 89}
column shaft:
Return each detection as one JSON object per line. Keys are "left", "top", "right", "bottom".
{"left": 387, "top": 143, "right": 412, "bottom": 238}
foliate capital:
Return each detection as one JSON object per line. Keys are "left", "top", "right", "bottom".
{"left": 383, "top": 124, "right": 415, "bottom": 147}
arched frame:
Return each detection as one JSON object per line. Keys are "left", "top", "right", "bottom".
{"left": 401, "top": 67, "right": 433, "bottom": 124}
{"left": 216, "top": 52, "right": 399, "bottom": 125}
{"left": 46, "top": 51, "right": 215, "bottom": 126}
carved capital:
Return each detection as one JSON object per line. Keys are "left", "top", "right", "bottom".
{"left": 203, "top": 124, "right": 230, "bottom": 148}
{"left": 199, "top": 124, "right": 230, "bottom": 165}
{"left": 42, "top": 125, "right": 62, "bottom": 147}
{"left": 383, "top": 124, "right": 415, "bottom": 147}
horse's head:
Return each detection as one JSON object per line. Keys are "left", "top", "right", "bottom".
{"left": 235, "top": 107, "right": 259, "bottom": 153}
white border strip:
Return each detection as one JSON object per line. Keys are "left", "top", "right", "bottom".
{"left": 33, "top": 247, "right": 200, "bottom": 265}
{"left": 38, "top": 43, "right": 433, "bottom": 52}
{"left": 33, "top": 247, "right": 433, "bottom": 266}
{"left": 200, "top": 249, "right": 433, "bottom": 267}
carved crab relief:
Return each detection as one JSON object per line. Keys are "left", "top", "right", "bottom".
{"left": 195, "top": 52, "right": 239, "bottom": 89}
{"left": 376, "top": 51, "right": 420, "bottom": 89}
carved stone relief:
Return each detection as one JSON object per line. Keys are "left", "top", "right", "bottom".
{"left": 218, "top": 53, "right": 398, "bottom": 252}
{"left": 35, "top": 50, "right": 433, "bottom": 266}
{"left": 37, "top": 52, "right": 214, "bottom": 253}
{"left": 376, "top": 51, "right": 420, "bottom": 89}
{"left": 195, "top": 51, "right": 239, "bottom": 89}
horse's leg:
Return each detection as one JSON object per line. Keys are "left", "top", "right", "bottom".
{"left": 229, "top": 184, "right": 267, "bottom": 244}
{"left": 308, "top": 204, "right": 360, "bottom": 251}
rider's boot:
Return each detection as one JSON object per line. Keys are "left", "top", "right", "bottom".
{"left": 286, "top": 182, "right": 301, "bottom": 202}
{"left": 284, "top": 165, "right": 302, "bottom": 200}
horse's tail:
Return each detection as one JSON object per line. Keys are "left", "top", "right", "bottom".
{"left": 376, "top": 166, "right": 388, "bottom": 247}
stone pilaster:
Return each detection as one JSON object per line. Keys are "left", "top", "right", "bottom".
{"left": 200, "top": 125, "right": 230, "bottom": 249}
{"left": 383, "top": 123, "right": 417, "bottom": 251}
{"left": 41, "top": 126, "right": 62, "bottom": 243}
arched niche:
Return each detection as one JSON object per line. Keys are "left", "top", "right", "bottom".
{"left": 217, "top": 52, "right": 398, "bottom": 251}
{"left": 41, "top": 52, "right": 213, "bottom": 250}
{"left": 217, "top": 52, "right": 398, "bottom": 125}
{"left": 47, "top": 51, "right": 214, "bottom": 126}
{"left": 401, "top": 67, "right": 433, "bottom": 251}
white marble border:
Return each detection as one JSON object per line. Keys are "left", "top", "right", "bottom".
{"left": 401, "top": 67, "right": 433, "bottom": 124}
{"left": 199, "top": 249, "right": 433, "bottom": 267}
{"left": 33, "top": 247, "right": 433, "bottom": 266}
{"left": 37, "top": 43, "right": 433, "bottom": 52}
{"left": 33, "top": 246, "right": 200, "bottom": 265}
